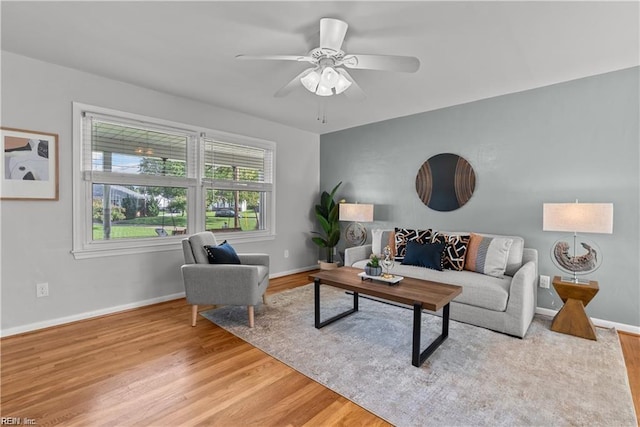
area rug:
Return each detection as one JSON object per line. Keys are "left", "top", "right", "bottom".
{"left": 201, "top": 284, "right": 637, "bottom": 426}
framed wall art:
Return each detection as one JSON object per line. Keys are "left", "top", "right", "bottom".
{"left": 415, "top": 153, "right": 475, "bottom": 211}
{"left": 1, "top": 127, "right": 59, "bottom": 200}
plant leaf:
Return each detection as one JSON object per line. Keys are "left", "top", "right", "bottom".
{"left": 316, "top": 213, "right": 331, "bottom": 234}
{"left": 327, "top": 229, "right": 341, "bottom": 247}
{"left": 329, "top": 181, "right": 342, "bottom": 200}
{"left": 328, "top": 203, "right": 339, "bottom": 224}
{"left": 312, "top": 237, "right": 328, "bottom": 247}
{"left": 321, "top": 191, "right": 329, "bottom": 204}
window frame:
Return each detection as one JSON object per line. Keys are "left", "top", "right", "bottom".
{"left": 72, "top": 103, "right": 276, "bottom": 259}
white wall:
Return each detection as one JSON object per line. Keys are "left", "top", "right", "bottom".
{"left": 1, "top": 52, "right": 320, "bottom": 334}
{"left": 321, "top": 67, "right": 640, "bottom": 328}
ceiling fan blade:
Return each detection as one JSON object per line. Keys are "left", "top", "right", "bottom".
{"left": 320, "top": 18, "right": 348, "bottom": 52}
{"left": 336, "top": 68, "right": 366, "bottom": 101}
{"left": 342, "top": 54, "right": 420, "bottom": 73}
{"left": 274, "top": 68, "right": 315, "bottom": 97}
{"left": 236, "top": 54, "right": 314, "bottom": 64}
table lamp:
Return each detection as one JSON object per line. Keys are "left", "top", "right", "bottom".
{"left": 339, "top": 203, "right": 374, "bottom": 246}
{"left": 542, "top": 201, "right": 613, "bottom": 283}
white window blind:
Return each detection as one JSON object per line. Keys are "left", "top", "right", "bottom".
{"left": 81, "top": 112, "right": 197, "bottom": 187}
{"left": 202, "top": 136, "right": 273, "bottom": 192}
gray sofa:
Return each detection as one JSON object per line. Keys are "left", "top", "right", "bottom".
{"left": 344, "top": 230, "right": 538, "bottom": 338}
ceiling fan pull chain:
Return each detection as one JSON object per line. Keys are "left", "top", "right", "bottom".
{"left": 317, "top": 99, "right": 327, "bottom": 124}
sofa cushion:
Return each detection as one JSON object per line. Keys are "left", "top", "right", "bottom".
{"left": 432, "top": 232, "right": 470, "bottom": 271}
{"left": 351, "top": 260, "right": 510, "bottom": 312}
{"left": 204, "top": 241, "right": 241, "bottom": 264}
{"left": 464, "top": 233, "right": 513, "bottom": 277}
{"left": 402, "top": 240, "right": 445, "bottom": 270}
{"left": 394, "top": 228, "right": 434, "bottom": 261}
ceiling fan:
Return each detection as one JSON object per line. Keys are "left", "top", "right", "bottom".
{"left": 236, "top": 18, "right": 420, "bottom": 100}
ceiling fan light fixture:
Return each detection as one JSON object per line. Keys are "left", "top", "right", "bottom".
{"left": 300, "top": 69, "right": 321, "bottom": 93}
{"left": 320, "top": 66, "right": 340, "bottom": 87}
{"left": 301, "top": 66, "right": 350, "bottom": 96}
{"left": 334, "top": 73, "right": 352, "bottom": 94}
{"left": 315, "top": 84, "right": 333, "bottom": 96}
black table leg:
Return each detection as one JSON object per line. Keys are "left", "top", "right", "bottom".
{"left": 412, "top": 302, "right": 450, "bottom": 367}
{"left": 314, "top": 278, "right": 359, "bottom": 329}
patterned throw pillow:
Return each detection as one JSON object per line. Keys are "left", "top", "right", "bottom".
{"left": 431, "top": 232, "right": 470, "bottom": 271}
{"left": 464, "top": 233, "right": 513, "bottom": 277}
{"left": 401, "top": 240, "right": 445, "bottom": 271}
{"left": 204, "top": 240, "right": 241, "bottom": 264}
{"left": 394, "top": 228, "right": 434, "bottom": 261}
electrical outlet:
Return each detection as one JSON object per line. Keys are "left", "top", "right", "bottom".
{"left": 284, "top": 250, "right": 289, "bottom": 258}
{"left": 36, "top": 282, "right": 49, "bottom": 298}
{"left": 539, "top": 275, "right": 550, "bottom": 289}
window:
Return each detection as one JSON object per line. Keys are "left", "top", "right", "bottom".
{"left": 202, "top": 138, "right": 273, "bottom": 234}
{"left": 72, "top": 103, "right": 275, "bottom": 259}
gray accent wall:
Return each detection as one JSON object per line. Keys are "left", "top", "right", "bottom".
{"left": 1, "top": 52, "right": 320, "bottom": 334}
{"left": 321, "top": 67, "right": 639, "bottom": 328}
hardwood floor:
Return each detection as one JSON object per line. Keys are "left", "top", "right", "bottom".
{"left": 619, "top": 331, "right": 640, "bottom": 421}
{"left": 1, "top": 270, "right": 638, "bottom": 426}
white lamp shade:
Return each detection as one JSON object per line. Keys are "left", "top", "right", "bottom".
{"left": 339, "top": 203, "right": 374, "bottom": 222}
{"left": 543, "top": 203, "right": 613, "bottom": 234}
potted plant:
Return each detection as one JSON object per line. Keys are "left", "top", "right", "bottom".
{"left": 312, "top": 182, "right": 342, "bottom": 269}
{"left": 365, "top": 254, "right": 382, "bottom": 276}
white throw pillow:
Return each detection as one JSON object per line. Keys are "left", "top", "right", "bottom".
{"left": 371, "top": 229, "right": 384, "bottom": 255}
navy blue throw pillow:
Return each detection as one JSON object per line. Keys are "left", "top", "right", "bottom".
{"left": 401, "top": 240, "right": 445, "bottom": 271}
{"left": 204, "top": 241, "right": 241, "bottom": 264}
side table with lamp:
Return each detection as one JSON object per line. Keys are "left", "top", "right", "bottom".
{"left": 550, "top": 276, "right": 599, "bottom": 340}
{"left": 542, "top": 201, "right": 613, "bottom": 340}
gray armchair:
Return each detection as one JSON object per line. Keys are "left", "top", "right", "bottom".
{"left": 181, "top": 232, "right": 270, "bottom": 328}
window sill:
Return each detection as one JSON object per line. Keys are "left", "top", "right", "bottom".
{"left": 72, "top": 232, "right": 275, "bottom": 260}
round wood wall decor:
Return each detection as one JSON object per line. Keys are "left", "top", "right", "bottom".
{"left": 415, "top": 153, "right": 476, "bottom": 211}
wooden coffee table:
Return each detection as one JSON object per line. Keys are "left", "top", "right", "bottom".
{"left": 309, "top": 267, "right": 462, "bottom": 367}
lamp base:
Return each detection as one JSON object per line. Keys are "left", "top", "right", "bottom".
{"left": 345, "top": 222, "right": 367, "bottom": 246}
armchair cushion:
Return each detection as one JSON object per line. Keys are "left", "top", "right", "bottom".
{"left": 204, "top": 241, "right": 241, "bottom": 264}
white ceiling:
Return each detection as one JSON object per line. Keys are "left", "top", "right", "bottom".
{"left": 2, "top": 1, "right": 638, "bottom": 135}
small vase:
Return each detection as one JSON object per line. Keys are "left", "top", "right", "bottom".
{"left": 365, "top": 266, "right": 382, "bottom": 276}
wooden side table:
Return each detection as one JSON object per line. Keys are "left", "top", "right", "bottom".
{"left": 551, "top": 276, "right": 599, "bottom": 340}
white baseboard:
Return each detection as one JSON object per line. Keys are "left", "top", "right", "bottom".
{"left": 0, "top": 292, "right": 186, "bottom": 338}
{"left": 536, "top": 307, "right": 640, "bottom": 335}
{"left": 5, "top": 281, "right": 637, "bottom": 338}
{"left": 0, "top": 267, "right": 319, "bottom": 338}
